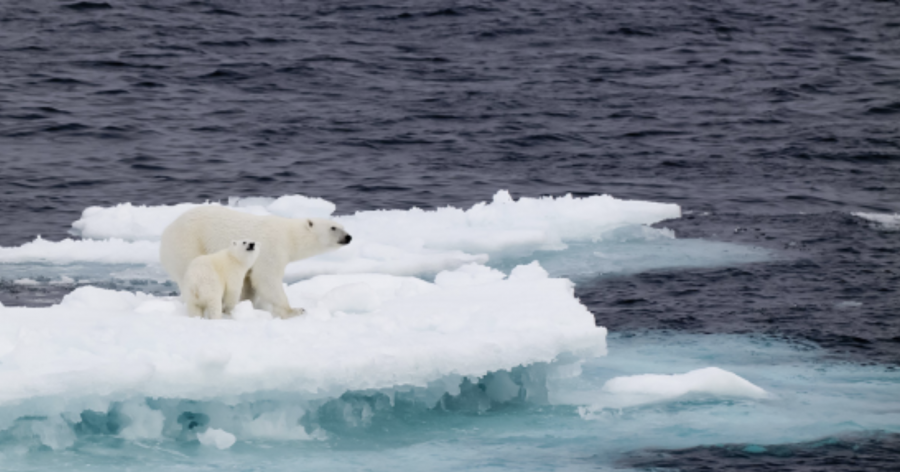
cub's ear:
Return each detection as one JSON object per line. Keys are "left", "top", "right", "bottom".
{"left": 308, "top": 220, "right": 314, "bottom": 228}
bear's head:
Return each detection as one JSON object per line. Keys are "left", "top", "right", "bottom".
{"left": 230, "top": 239, "right": 261, "bottom": 267}
{"left": 306, "top": 218, "right": 352, "bottom": 249}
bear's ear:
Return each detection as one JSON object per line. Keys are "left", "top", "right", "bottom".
{"left": 308, "top": 220, "right": 313, "bottom": 228}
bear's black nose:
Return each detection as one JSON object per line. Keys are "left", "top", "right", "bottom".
{"left": 247, "top": 242, "right": 255, "bottom": 251}
{"left": 341, "top": 235, "right": 352, "bottom": 245}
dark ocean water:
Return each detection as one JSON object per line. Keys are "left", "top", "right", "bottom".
{"left": 1, "top": 0, "right": 899, "bottom": 470}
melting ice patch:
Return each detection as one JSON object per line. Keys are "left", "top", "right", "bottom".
{"left": 590, "top": 366, "right": 768, "bottom": 410}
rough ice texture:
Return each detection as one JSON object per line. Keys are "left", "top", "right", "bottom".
{"left": 0, "top": 263, "right": 605, "bottom": 407}
{"left": 853, "top": 212, "right": 900, "bottom": 231}
{"left": 0, "top": 191, "right": 681, "bottom": 279}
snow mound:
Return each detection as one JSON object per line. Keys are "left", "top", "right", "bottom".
{"left": 0, "top": 262, "right": 605, "bottom": 407}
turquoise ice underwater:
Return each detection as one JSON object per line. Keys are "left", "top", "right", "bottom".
{"left": 0, "top": 192, "right": 897, "bottom": 471}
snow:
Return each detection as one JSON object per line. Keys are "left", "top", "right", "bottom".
{"left": 0, "top": 191, "right": 767, "bottom": 284}
{"left": 0, "top": 263, "right": 604, "bottom": 407}
{"left": 0, "top": 191, "right": 793, "bottom": 461}
{"left": 0, "top": 191, "right": 681, "bottom": 281}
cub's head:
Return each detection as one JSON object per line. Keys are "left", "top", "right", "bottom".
{"left": 306, "top": 218, "right": 352, "bottom": 249}
{"left": 229, "top": 239, "right": 260, "bottom": 267}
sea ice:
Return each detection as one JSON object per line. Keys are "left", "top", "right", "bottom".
{"left": 602, "top": 366, "right": 768, "bottom": 400}
{"left": 853, "top": 212, "right": 900, "bottom": 231}
{"left": 0, "top": 191, "right": 681, "bottom": 280}
{"left": 0, "top": 192, "right": 768, "bottom": 285}
{"left": 0, "top": 262, "right": 605, "bottom": 418}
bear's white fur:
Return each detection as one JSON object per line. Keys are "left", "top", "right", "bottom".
{"left": 160, "top": 206, "right": 352, "bottom": 318}
{"left": 183, "top": 240, "right": 260, "bottom": 319}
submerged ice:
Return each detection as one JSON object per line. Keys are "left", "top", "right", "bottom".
{"left": 2, "top": 331, "right": 897, "bottom": 471}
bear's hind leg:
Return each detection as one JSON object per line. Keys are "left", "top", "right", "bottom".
{"left": 240, "top": 271, "right": 254, "bottom": 302}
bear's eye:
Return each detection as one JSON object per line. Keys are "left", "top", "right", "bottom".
{"left": 308, "top": 220, "right": 313, "bottom": 228}
{"left": 331, "top": 226, "right": 336, "bottom": 231}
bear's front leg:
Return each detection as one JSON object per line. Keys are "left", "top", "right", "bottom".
{"left": 248, "top": 270, "right": 305, "bottom": 319}
{"left": 222, "top": 277, "right": 243, "bottom": 316}
{"left": 203, "top": 297, "right": 223, "bottom": 320}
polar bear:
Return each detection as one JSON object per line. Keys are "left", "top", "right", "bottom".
{"left": 160, "top": 206, "right": 352, "bottom": 318}
{"left": 183, "top": 240, "right": 260, "bottom": 319}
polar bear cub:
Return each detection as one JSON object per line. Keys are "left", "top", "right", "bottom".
{"left": 183, "top": 240, "right": 260, "bottom": 319}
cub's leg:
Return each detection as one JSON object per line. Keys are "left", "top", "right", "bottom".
{"left": 203, "top": 297, "right": 223, "bottom": 320}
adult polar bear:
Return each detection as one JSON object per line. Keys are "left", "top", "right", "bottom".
{"left": 160, "top": 206, "right": 352, "bottom": 318}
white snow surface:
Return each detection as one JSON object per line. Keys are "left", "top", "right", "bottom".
{"left": 0, "top": 191, "right": 681, "bottom": 279}
{"left": 0, "top": 262, "right": 606, "bottom": 406}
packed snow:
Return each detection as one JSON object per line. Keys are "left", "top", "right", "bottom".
{"left": 0, "top": 262, "right": 603, "bottom": 406}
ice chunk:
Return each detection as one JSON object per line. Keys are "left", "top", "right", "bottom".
{"left": 0, "top": 236, "right": 158, "bottom": 264}
{"left": 0, "top": 263, "right": 605, "bottom": 404}
{"left": 853, "top": 212, "right": 900, "bottom": 230}
{"left": 72, "top": 202, "right": 204, "bottom": 241}
{"left": 602, "top": 367, "right": 768, "bottom": 399}
{"left": 196, "top": 427, "right": 236, "bottom": 449}
{"left": 0, "top": 192, "right": 765, "bottom": 285}
{"left": 578, "top": 367, "right": 768, "bottom": 414}
{"left": 232, "top": 194, "right": 336, "bottom": 219}
{"left": 38, "top": 191, "right": 680, "bottom": 277}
